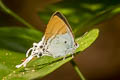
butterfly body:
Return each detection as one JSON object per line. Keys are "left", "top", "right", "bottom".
{"left": 16, "top": 11, "right": 79, "bottom": 68}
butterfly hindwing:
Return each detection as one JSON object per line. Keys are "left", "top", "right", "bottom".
{"left": 47, "top": 32, "right": 75, "bottom": 58}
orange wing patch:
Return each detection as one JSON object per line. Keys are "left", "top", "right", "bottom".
{"left": 44, "top": 15, "right": 67, "bottom": 40}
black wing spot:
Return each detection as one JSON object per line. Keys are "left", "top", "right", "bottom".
{"left": 64, "top": 41, "right": 67, "bottom": 44}
{"left": 75, "top": 43, "right": 78, "bottom": 46}
{"left": 45, "top": 42, "right": 47, "bottom": 45}
{"left": 39, "top": 53, "right": 42, "bottom": 56}
{"left": 43, "top": 48, "right": 45, "bottom": 51}
{"left": 40, "top": 45, "right": 43, "bottom": 48}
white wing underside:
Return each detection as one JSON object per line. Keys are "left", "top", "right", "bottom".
{"left": 44, "top": 31, "right": 77, "bottom": 58}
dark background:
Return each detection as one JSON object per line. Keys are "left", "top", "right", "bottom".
{"left": 0, "top": 0, "right": 120, "bottom": 80}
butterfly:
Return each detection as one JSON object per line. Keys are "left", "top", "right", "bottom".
{"left": 16, "top": 11, "right": 79, "bottom": 68}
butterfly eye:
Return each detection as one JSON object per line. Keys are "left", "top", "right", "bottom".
{"left": 34, "top": 45, "right": 37, "bottom": 47}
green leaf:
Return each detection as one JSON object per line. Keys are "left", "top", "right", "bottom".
{"left": 0, "top": 50, "right": 24, "bottom": 80}
{"left": 0, "top": 27, "right": 43, "bottom": 80}
{"left": 0, "top": 28, "right": 99, "bottom": 80}
{"left": 0, "top": 27, "right": 43, "bottom": 52}
{"left": 76, "top": 29, "right": 99, "bottom": 52}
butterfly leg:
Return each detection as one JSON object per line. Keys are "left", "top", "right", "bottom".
{"left": 65, "top": 47, "right": 75, "bottom": 59}
{"left": 36, "top": 53, "right": 40, "bottom": 58}
{"left": 26, "top": 48, "right": 33, "bottom": 57}
{"left": 16, "top": 54, "right": 35, "bottom": 68}
{"left": 16, "top": 46, "right": 39, "bottom": 68}
{"left": 62, "top": 49, "right": 72, "bottom": 60}
{"left": 71, "top": 48, "right": 76, "bottom": 58}
{"left": 63, "top": 55, "right": 66, "bottom": 60}
{"left": 72, "top": 54, "right": 74, "bottom": 58}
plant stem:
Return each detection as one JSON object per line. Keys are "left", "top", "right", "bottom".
{"left": 70, "top": 60, "right": 86, "bottom": 80}
{"left": 0, "top": 0, "right": 34, "bottom": 29}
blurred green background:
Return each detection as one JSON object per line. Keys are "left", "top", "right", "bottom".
{"left": 0, "top": 0, "right": 120, "bottom": 80}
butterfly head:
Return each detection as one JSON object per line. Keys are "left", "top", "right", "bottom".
{"left": 26, "top": 41, "right": 44, "bottom": 58}
{"left": 32, "top": 42, "right": 44, "bottom": 57}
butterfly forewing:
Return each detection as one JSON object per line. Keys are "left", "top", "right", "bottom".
{"left": 44, "top": 12, "right": 77, "bottom": 58}
{"left": 44, "top": 12, "right": 74, "bottom": 41}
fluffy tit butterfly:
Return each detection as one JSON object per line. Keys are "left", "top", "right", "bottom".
{"left": 16, "top": 11, "right": 79, "bottom": 68}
